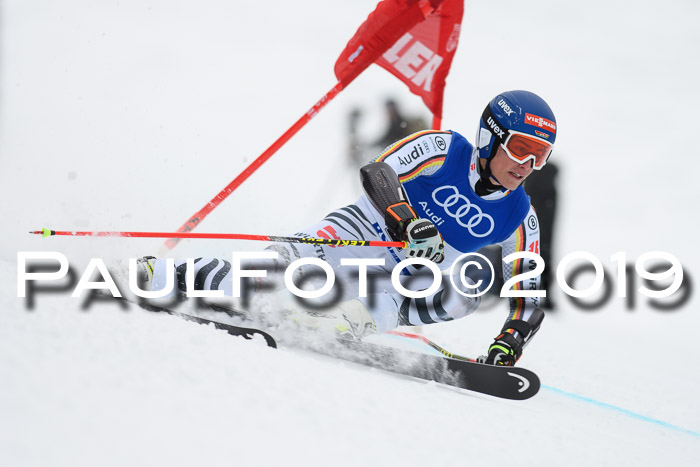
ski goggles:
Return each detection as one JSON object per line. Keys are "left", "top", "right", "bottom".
{"left": 501, "top": 130, "right": 553, "bottom": 170}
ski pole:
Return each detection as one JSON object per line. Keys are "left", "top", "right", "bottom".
{"left": 386, "top": 330, "right": 477, "bottom": 362}
{"left": 163, "top": 1, "right": 449, "bottom": 251}
{"left": 29, "top": 228, "right": 405, "bottom": 249}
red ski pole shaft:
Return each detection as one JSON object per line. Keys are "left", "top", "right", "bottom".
{"left": 30, "top": 228, "right": 405, "bottom": 249}
{"left": 386, "top": 330, "right": 477, "bottom": 362}
{"left": 164, "top": 82, "right": 345, "bottom": 250}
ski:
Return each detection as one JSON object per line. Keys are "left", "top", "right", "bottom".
{"left": 316, "top": 339, "right": 540, "bottom": 400}
{"left": 442, "top": 352, "right": 539, "bottom": 400}
{"left": 203, "top": 304, "right": 538, "bottom": 400}
{"left": 136, "top": 301, "right": 277, "bottom": 348}
{"left": 128, "top": 298, "right": 537, "bottom": 399}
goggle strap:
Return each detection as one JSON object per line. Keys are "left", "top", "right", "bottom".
{"left": 481, "top": 105, "right": 509, "bottom": 146}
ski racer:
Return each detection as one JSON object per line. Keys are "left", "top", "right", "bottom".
{"left": 142, "top": 90, "right": 557, "bottom": 367}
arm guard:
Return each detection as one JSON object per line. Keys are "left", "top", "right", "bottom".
{"left": 360, "top": 161, "right": 406, "bottom": 213}
{"left": 360, "top": 162, "right": 418, "bottom": 241}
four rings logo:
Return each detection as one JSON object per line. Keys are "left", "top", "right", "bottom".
{"left": 431, "top": 186, "right": 495, "bottom": 237}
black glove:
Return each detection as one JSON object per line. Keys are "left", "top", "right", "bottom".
{"left": 477, "top": 332, "right": 521, "bottom": 366}
{"left": 478, "top": 309, "right": 545, "bottom": 366}
{"left": 384, "top": 202, "right": 444, "bottom": 263}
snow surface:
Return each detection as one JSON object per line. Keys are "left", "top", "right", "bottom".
{"left": 2, "top": 0, "right": 700, "bottom": 465}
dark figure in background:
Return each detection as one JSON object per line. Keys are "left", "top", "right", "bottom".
{"left": 347, "top": 108, "right": 364, "bottom": 168}
{"left": 372, "top": 99, "right": 427, "bottom": 150}
{"left": 347, "top": 98, "right": 427, "bottom": 168}
{"left": 524, "top": 162, "right": 559, "bottom": 309}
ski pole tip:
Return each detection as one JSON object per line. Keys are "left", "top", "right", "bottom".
{"left": 29, "top": 228, "right": 53, "bottom": 238}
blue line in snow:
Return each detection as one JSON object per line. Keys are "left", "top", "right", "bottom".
{"left": 542, "top": 385, "right": 700, "bottom": 438}
{"left": 384, "top": 333, "right": 699, "bottom": 438}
